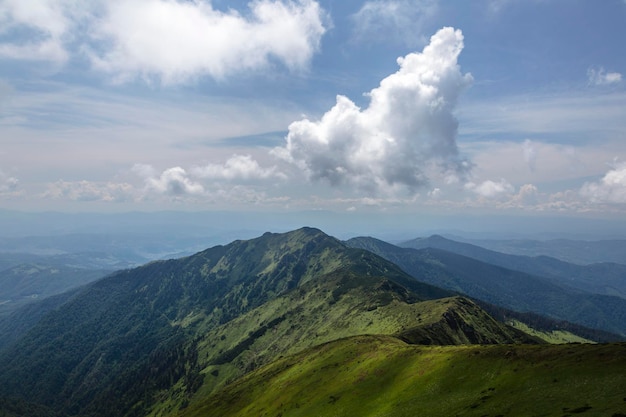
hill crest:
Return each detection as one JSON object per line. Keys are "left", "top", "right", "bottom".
{"left": 0, "top": 227, "right": 526, "bottom": 417}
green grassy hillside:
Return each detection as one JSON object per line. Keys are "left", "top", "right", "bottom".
{"left": 145, "top": 291, "right": 534, "bottom": 416}
{"left": 0, "top": 228, "right": 463, "bottom": 416}
{"left": 1, "top": 228, "right": 617, "bottom": 417}
{"left": 182, "top": 335, "right": 626, "bottom": 417}
{"left": 506, "top": 320, "right": 594, "bottom": 344}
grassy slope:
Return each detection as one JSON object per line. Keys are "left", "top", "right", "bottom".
{"left": 147, "top": 272, "right": 531, "bottom": 416}
{"left": 506, "top": 320, "right": 594, "bottom": 344}
{"left": 0, "top": 227, "right": 460, "bottom": 416}
{"left": 181, "top": 335, "right": 626, "bottom": 417}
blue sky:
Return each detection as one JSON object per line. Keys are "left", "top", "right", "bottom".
{"left": 1, "top": 0, "right": 625, "bottom": 231}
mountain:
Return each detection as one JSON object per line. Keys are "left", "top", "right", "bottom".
{"left": 0, "top": 233, "right": 212, "bottom": 264}
{"left": 182, "top": 334, "right": 626, "bottom": 417}
{"left": 400, "top": 235, "right": 626, "bottom": 298}
{"left": 346, "top": 236, "right": 626, "bottom": 336}
{"left": 450, "top": 236, "right": 626, "bottom": 265}
{"left": 0, "top": 289, "right": 81, "bottom": 352}
{"left": 0, "top": 228, "right": 531, "bottom": 417}
{"left": 0, "top": 263, "right": 110, "bottom": 315}
{"left": 0, "top": 253, "right": 41, "bottom": 272}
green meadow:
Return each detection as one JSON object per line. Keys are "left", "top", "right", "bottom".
{"left": 182, "top": 335, "right": 626, "bottom": 417}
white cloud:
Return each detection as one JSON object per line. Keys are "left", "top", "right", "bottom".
{"left": 465, "top": 179, "right": 514, "bottom": 198}
{"left": 43, "top": 180, "right": 135, "bottom": 202}
{"left": 0, "top": 0, "right": 98, "bottom": 64}
{"left": 428, "top": 187, "right": 442, "bottom": 199}
{"left": 274, "top": 27, "right": 473, "bottom": 196}
{"left": 192, "top": 154, "right": 285, "bottom": 181}
{"left": 0, "top": 39, "right": 68, "bottom": 63}
{"left": 134, "top": 165, "right": 204, "bottom": 196}
{"left": 0, "top": 0, "right": 328, "bottom": 82}
{"left": 580, "top": 162, "right": 626, "bottom": 204}
{"left": 131, "top": 163, "right": 157, "bottom": 180}
{"left": 0, "top": 0, "right": 72, "bottom": 63}
{"left": 206, "top": 184, "right": 288, "bottom": 207}
{"left": 522, "top": 139, "right": 537, "bottom": 171}
{"left": 87, "top": 0, "right": 328, "bottom": 83}
{"left": 0, "top": 171, "right": 19, "bottom": 194}
{"left": 460, "top": 91, "right": 626, "bottom": 141}
{"left": 351, "top": 0, "right": 438, "bottom": 46}
{"left": 486, "top": 0, "right": 513, "bottom": 15}
{"left": 507, "top": 183, "right": 539, "bottom": 207}
{"left": 588, "top": 67, "right": 622, "bottom": 86}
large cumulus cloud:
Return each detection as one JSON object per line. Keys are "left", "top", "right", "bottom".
{"left": 0, "top": 0, "right": 328, "bottom": 83}
{"left": 88, "top": 0, "right": 328, "bottom": 83}
{"left": 133, "top": 164, "right": 204, "bottom": 196}
{"left": 274, "top": 27, "right": 473, "bottom": 195}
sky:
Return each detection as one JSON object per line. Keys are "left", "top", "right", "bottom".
{"left": 1, "top": 0, "right": 626, "bottom": 235}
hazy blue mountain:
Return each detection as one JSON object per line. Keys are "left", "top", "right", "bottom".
{"left": 449, "top": 236, "right": 626, "bottom": 265}
{"left": 0, "top": 263, "right": 110, "bottom": 315}
{"left": 0, "top": 233, "right": 213, "bottom": 265}
{"left": 400, "top": 235, "right": 626, "bottom": 298}
{"left": 0, "top": 289, "right": 80, "bottom": 351}
{"left": 346, "top": 236, "right": 626, "bottom": 335}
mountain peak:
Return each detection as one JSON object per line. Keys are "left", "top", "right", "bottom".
{"left": 262, "top": 226, "right": 325, "bottom": 238}
{"left": 0, "top": 227, "right": 537, "bottom": 417}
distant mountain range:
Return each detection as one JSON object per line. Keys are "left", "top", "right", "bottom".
{"left": 0, "top": 263, "right": 109, "bottom": 315}
{"left": 0, "top": 228, "right": 623, "bottom": 416}
{"left": 401, "top": 235, "right": 626, "bottom": 298}
{"left": 347, "top": 236, "right": 626, "bottom": 335}
{"left": 448, "top": 236, "right": 626, "bottom": 265}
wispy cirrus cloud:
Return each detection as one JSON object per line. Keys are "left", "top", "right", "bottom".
{"left": 522, "top": 139, "right": 537, "bottom": 171}
{"left": 43, "top": 180, "right": 135, "bottom": 202}
{"left": 587, "top": 67, "right": 622, "bottom": 86}
{"left": 192, "top": 155, "right": 286, "bottom": 182}
{"left": 459, "top": 91, "right": 626, "bottom": 141}
{"left": 350, "top": 0, "right": 438, "bottom": 46}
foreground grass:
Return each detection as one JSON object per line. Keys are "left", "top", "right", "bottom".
{"left": 180, "top": 335, "right": 626, "bottom": 417}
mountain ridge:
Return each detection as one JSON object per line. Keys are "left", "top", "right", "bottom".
{"left": 346, "top": 236, "right": 626, "bottom": 336}
{"left": 400, "top": 234, "right": 626, "bottom": 298}
{"left": 0, "top": 227, "right": 523, "bottom": 417}
{"left": 440, "top": 236, "right": 626, "bottom": 265}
